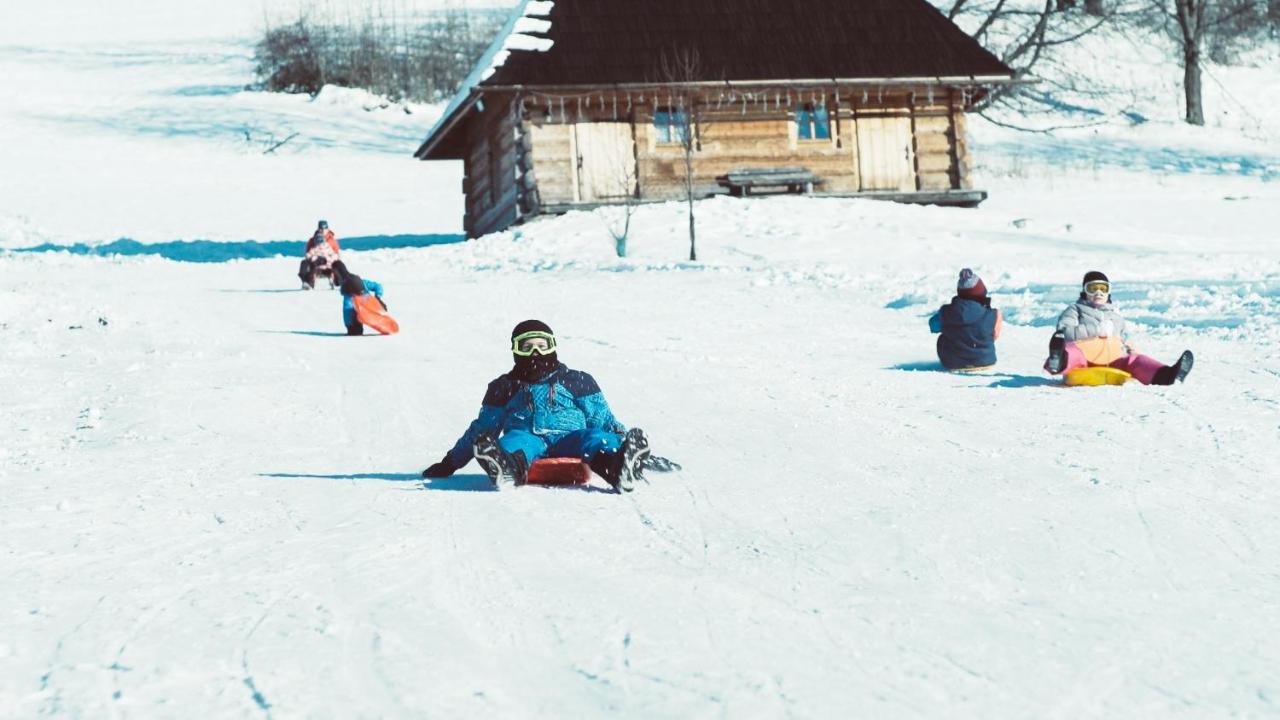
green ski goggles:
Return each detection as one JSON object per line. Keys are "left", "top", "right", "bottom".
{"left": 512, "top": 330, "right": 557, "bottom": 356}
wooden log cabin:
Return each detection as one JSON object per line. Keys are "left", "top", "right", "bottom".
{"left": 415, "top": 0, "right": 1015, "bottom": 239}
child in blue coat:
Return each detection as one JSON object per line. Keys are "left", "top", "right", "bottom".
{"left": 331, "top": 261, "right": 384, "bottom": 336}
{"left": 928, "top": 268, "right": 1002, "bottom": 370}
{"left": 421, "top": 320, "right": 651, "bottom": 492}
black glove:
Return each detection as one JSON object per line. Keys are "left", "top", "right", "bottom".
{"left": 422, "top": 458, "right": 457, "bottom": 478}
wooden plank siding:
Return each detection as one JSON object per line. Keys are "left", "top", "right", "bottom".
{"left": 507, "top": 87, "right": 976, "bottom": 234}
{"left": 462, "top": 96, "right": 520, "bottom": 238}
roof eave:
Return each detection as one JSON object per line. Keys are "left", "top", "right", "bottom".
{"left": 414, "top": 92, "right": 480, "bottom": 160}
{"left": 477, "top": 74, "right": 1020, "bottom": 93}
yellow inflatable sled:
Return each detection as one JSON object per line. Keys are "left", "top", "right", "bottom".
{"left": 1064, "top": 366, "right": 1133, "bottom": 387}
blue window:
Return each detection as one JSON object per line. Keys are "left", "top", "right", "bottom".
{"left": 654, "top": 108, "right": 689, "bottom": 144}
{"left": 796, "top": 103, "right": 831, "bottom": 140}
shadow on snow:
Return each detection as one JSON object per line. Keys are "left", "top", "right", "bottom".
{"left": 7, "top": 234, "right": 464, "bottom": 263}
{"left": 258, "top": 330, "right": 356, "bottom": 338}
{"left": 260, "top": 472, "right": 423, "bottom": 482}
{"left": 887, "top": 362, "right": 1059, "bottom": 388}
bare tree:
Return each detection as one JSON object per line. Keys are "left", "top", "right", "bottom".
{"left": 594, "top": 150, "right": 640, "bottom": 258}
{"left": 1146, "top": 0, "right": 1259, "bottom": 125}
{"left": 659, "top": 48, "right": 707, "bottom": 263}
{"left": 1173, "top": 0, "right": 1209, "bottom": 124}
{"left": 943, "top": 0, "right": 1118, "bottom": 112}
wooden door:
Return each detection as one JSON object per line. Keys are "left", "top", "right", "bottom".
{"left": 856, "top": 116, "right": 916, "bottom": 191}
{"left": 573, "top": 122, "right": 637, "bottom": 202}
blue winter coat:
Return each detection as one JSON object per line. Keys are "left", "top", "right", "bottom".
{"left": 445, "top": 362, "right": 625, "bottom": 468}
{"left": 342, "top": 279, "right": 383, "bottom": 326}
{"left": 929, "top": 297, "right": 999, "bottom": 369}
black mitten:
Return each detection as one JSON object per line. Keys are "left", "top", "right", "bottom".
{"left": 422, "top": 458, "right": 457, "bottom": 478}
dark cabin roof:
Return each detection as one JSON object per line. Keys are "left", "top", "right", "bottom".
{"left": 417, "top": 0, "right": 1013, "bottom": 159}
{"left": 487, "top": 0, "right": 1013, "bottom": 86}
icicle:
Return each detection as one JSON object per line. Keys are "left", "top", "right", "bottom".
{"left": 927, "top": 85, "right": 934, "bottom": 106}
{"left": 626, "top": 93, "right": 632, "bottom": 114}
{"left": 612, "top": 94, "right": 618, "bottom": 120}
{"left": 741, "top": 94, "right": 747, "bottom": 115}
{"left": 862, "top": 89, "right": 868, "bottom": 104}
{"left": 559, "top": 96, "right": 566, "bottom": 124}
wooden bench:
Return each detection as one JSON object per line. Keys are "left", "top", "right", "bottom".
{"left": 716, "top": 167, "right": 822, "bottom": 197}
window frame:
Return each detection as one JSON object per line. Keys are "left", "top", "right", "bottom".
{"left": 795, "top": 102, "right": 832, "bottom": 141}
{"left": 653, "top": 107, "right": 690, "bottom": 146}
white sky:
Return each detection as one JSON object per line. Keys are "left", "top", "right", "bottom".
{"left": 0, "top": 0, "right": 517, "bottom": 45}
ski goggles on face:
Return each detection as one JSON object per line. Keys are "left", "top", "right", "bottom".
{"left": 1084, "top": 281, "right": 1111, "bottom": 295}
{"left": 512, "top": 330, "right": 557, "bottom": 356}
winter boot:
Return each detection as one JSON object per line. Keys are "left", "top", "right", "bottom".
{"left": 1152, "top": 350, "right": 1194, "bottom": 385}
{"left": 599, "top": 427, "right": 650, "bottom": 489}
{"left": 1046, "top": 334, "right": 1067, "bottom": 374}
{"left": 473, "top": 433, "right": 527, "bottom": 488}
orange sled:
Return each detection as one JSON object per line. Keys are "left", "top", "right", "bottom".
{"left": 526, "top": 458, "right": 591, "bottom": 486}
{"left": 353, "top": 294, "right": 399, "bottom": 335}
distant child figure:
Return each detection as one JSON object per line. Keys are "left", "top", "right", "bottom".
{"left": 331, "top": 261, "right": 385, "bottom": 336}
{"left": 299, "top": 220, "right": 341, "bottom": 290}
{"left": 928, "top": 268, "right": 1002, "bottom": 370}
{"left": 1044, "top": 271, "right": 1194, "bottom": 385}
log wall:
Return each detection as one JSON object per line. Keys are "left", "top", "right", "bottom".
{"left": 462, "top": 96, "right": 520, "bottom": 238}
{"left": 501, "top": 86, "right": 978, "bottom": 231}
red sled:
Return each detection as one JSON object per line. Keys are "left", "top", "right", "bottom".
{"left": 353, "top": 294, "right": 399, "bottom": 335}
{"left": 525, "top": 458, "right": 591, "bottom": 486}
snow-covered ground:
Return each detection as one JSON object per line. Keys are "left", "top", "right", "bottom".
{"left": 3, "top": 5, "right": 1280, "bottom": 717}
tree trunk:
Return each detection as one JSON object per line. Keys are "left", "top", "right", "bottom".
{"left": 1083, "top": 0, "right": 1105, "bottom": 15}
{"left": 1175, "top": 0, "right": 1206, "bottom": 126}
{"left": 1183, "top": 46, "right": 1205, "bottom": 125}
{"left": 685, "top": 152, "right": 697, "bottom": 262}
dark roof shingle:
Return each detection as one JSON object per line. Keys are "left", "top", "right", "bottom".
{"left": 485, "top": 0, "right": 1013, "bottom": 86}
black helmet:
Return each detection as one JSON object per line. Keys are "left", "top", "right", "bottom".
{"left": 317, "top": 220, "right": 329, "bottom": 230}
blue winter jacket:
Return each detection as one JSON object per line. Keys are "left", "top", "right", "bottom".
{"left": 445, "top": 363, "right": 625, "bottom": 468}
{"left": 342, "top": 279, "right": 383, "bottom": 326}
{"left": 929, "top": 297, "right": 999, "bottom": 369}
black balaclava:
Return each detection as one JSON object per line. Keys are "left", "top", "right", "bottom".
{"left": 331, "top": 260, "right": 350, "bottom": 283}
{"left": 339, "top": 272, "right": 366, "bottom": 297}
{"left": 510, "top": 319, "right": 559, "bottom": 383}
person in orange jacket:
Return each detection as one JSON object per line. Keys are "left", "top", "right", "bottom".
{"left": 299, "top": 220, "right": 341, "bottom": 290}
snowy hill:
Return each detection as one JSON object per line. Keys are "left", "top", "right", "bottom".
{"left": 3, "top": 4, "right": 1280, "bottom": 717}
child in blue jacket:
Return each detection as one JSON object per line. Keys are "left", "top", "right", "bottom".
{"left": 928, "top": 268, "right": 1002, "bottom": 370}
{"left": 421, "top": 320, "right": 651, "bottom": 492}
{"left": 331, "top": 260, "right": 384, "bottom": 336}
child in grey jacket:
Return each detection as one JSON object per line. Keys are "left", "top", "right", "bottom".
{"left": 1044, "top": 271, "right": 1193, "bottom": 385}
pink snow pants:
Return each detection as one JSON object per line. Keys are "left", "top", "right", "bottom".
{"left": 1046, "top": 342, "right": 1166, "bottom": 385}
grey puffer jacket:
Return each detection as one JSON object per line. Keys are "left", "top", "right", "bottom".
{"left": 1056, "top": 299, "right": 1127, "bottom": 342}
